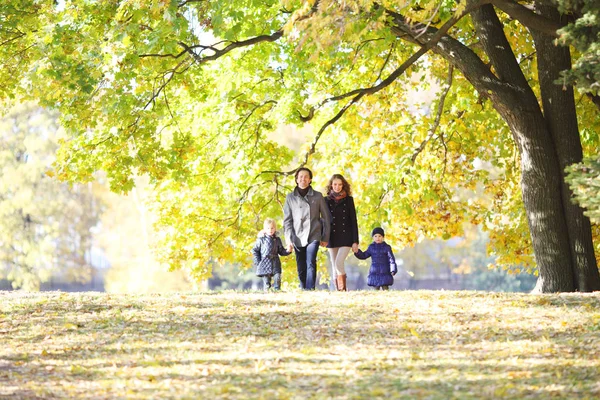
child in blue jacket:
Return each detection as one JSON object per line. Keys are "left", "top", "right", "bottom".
{"left": 354, "top": 227, "right": 397, "bottom": 290}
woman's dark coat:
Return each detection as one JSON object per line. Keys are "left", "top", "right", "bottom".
{"left": 355, "top": 241, "right": 398, "bottom": 287}
{"left": 326, "top": 195, "right": 359, "bottom": 248}
{"left": 252, "top": 233, "right": 291, "bottom": 277}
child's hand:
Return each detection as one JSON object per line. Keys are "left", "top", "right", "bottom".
{"left": 391, "top": 271, "right": 397, "bottom": 276}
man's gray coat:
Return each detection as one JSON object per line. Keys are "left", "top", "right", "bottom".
{"left": 283, "top": 186, "right": 331, "bottom": 248}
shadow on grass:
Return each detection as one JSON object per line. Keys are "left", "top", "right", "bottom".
{"left": 3, "top": 291, "right": 600, "bottom": 399}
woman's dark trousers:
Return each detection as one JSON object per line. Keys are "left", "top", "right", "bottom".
{"left": 294, "top": 240, "right": 319, "bottom": 290}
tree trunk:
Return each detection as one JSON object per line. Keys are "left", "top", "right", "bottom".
{"left": 470, "top": 5, "right": 574, "bottom": 292}
{"left": 501, "top": 108, "right": 576, "bottom": 292}
{"left": 530, "top": 4, "right": 600, "bottom": 291}
{"left": 390, "top": 4, "right": 600, "bottom": 291}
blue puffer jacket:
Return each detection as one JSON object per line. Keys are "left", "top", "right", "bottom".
{"left": 252, "top": 232, "right": 291, "bottom": 277}
{"left": 355, "top": 242, "right": 398, "bottom": 287}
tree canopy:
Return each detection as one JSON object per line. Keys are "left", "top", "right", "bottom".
{"left": 1, "top": 0, "right": 600, "bottom": 292}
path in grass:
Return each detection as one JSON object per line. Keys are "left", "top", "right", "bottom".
{"left": 1, "top": 290, "right": 600, "bottom": 399}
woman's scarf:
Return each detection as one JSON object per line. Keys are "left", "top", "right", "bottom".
{"left": 328, "top": 190, "right": 347, "bottom": 202}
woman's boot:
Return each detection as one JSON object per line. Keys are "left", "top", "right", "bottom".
{"left": 337, "top": 274, "right": 347, "bottom": 291}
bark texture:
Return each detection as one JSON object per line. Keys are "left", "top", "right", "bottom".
{"left": 531, "top": 3, "right": 600, "bottom": 291}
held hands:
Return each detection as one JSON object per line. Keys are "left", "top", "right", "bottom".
{"left": 287, "top": 244, "right": 293, "bottom": 253}
{"left": 320, "top": 241, "right": 328, "bottom": 247}
{"left": 351, "top": 243, "right": 358, "bottom": 253}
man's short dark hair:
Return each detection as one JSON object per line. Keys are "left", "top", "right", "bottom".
{"left": 294, "top": 167, "right": 313, "bottom": 180}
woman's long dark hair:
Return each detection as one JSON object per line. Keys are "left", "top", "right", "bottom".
{"left": 326, "top": 174, "right": 352, "bottom": 196}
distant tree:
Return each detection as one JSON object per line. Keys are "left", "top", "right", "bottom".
{"left": 0, "top": 103, "right": 102, "bottom": 290}
{"left": 98, "top": 177, "right": 194, "bottom": 293}
{"left": 443, "top": 225, "right": 537, "bottom": 292}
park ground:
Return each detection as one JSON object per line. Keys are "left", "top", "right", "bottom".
{"left": 1, "top": 290, "right": 600, "bottom": 399}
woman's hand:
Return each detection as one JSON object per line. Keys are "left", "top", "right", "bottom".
{"left": 352, "top": 243, "right": 358, "bottom": 253}
{"left": 287, "top": 244, "right": 293, "bottom": 253}
{"left": 320, "top": 241, "right": 328, "bottom": 247}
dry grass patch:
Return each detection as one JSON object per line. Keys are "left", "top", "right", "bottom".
{"left": 1, "top": 290, "right": 600, "bottom": 399}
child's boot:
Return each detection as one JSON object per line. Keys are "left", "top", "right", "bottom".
{"left": 262, "top": 276, "right": 272, "bottom": 291}
{"left": 273, "top": 273, "right": 281, "bottom": 291}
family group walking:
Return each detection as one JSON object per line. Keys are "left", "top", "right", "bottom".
{"left": 252, "top": 167, "right": 398, "bottom": 291}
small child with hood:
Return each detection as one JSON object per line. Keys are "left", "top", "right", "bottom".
{"left": 354, "top": 227, "right": 397, "bottom": 290}
{"left": 252, "top": 218, "right": 292, "bottom": 291}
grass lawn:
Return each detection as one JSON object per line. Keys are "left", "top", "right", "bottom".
{"left": 1, "top": 290, "right": 600, "bottom": 399}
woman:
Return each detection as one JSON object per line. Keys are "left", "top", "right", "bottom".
{"left": 325, "top": 174, "right": 358, "bottom": 291}
{"left": 283, "top": 167, "right": 330, "bottom": 290}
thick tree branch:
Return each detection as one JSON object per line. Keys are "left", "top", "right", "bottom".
{"left": 491, "top": 0, "right": 562, "bottom": 37}
{"left": 472, "top": 4, "right": 531, "bottom": 88}
{"left": 298, "top": 0, "right": 489, "bottom": 167}
{"left": 140, "top": 31, "right": 283, "bottom": 64}
{"left": 186, "top": 31, "right": 281, "bottom": 65}
{"left": 300, "top": 0, "right": 486, "bottom": 124}
{"left": 388, "top": 2, "right": 524, "bottom": 106}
